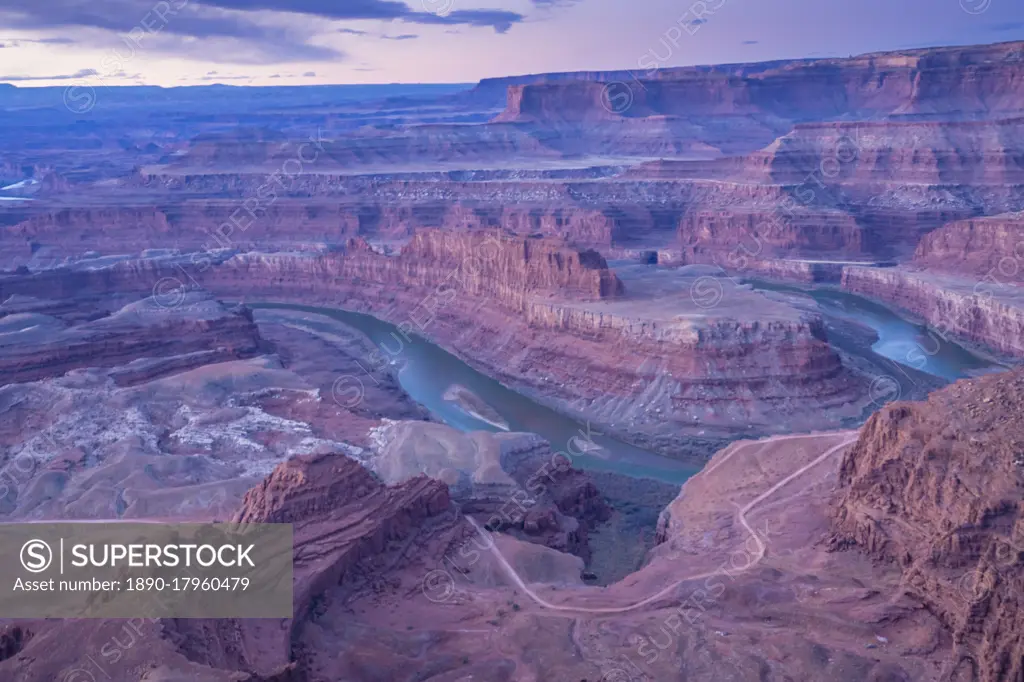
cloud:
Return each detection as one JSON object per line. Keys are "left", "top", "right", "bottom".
{"left": 687, "top": 18, "right": 707, "bottom": 27}
{"left": 338, "top": 27, "right": 368, "bottom": 35}
{"left": 199, "top": 0, "right": 523, "bottom": 32}
{"left": 990, "top": 21, "right": 1024, "bottom": 32}
{"left": 382, "top": 33, "right": 418, "bottom": 40}
{"left": 0, "top": 67, "right": 98, "bottom": 81}
{"left": 742, "top": 40, "right": 758, "bottom": 45}
{"left": 0, "top": 0, "right": 526, "bottom": 64}
{"left": 0, "top": 0, "right": 344, "bottom": 62}
{"left": 303, "top": 71, "right": 316, "bottom": 76}
{"left": 0, "top": 35, "right": 75, "bottom": 47}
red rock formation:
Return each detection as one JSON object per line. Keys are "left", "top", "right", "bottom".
{"left": 914, "top": 213, "right": 1024, "bottom": 281}
{"left": 165, "top": 453, "right": 452, "bottom": 677}
{"left": 750, "top": 118, "right": 1024, "bottom": 186}
{"left": 678, "top": 206, "right": 866, "bottom": 260}
{"left": 497, "top": 42, "right": 1024, "bottom": 123}
{"left": 829, "top": 369, "right": 1024, "bottom": 682}
{"left": 841, "top": 265, "right": 1024, "bottom": 358}
{"left": 0, "top": 293, "right": 265, "bottom": 386}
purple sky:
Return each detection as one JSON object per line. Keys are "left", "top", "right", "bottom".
{"left": 0, "top": 0, "right": 1022, "bottom": 86}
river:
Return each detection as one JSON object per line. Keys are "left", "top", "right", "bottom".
{"left": 254, "top": 286, "right": 998, "bottom": 485}
{"left": 747, "top": 280, "right": 1000, "bottom": 381}
{"left": 254, "top": 303, "right": 700, "bottom": 485}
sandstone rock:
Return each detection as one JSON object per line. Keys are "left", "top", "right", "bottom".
{"left": 0, "top": 292, "right": 265, "bottom": 387}
{"left": 162, "top": 453, "right": 453, "bottom": 676}
{"left": 829, "top": 369, "right": 1024, "bottom": 682}
{"left": 914, "top": 212, "right": 1024, "bottom": 281}
{"left": 841, "top": 265, "right": 1024, "bottom": 358}
{"left": 497, "top": 42, "right": 1024, "bottom": 123}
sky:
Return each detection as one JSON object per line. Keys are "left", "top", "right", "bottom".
{"left": 0, "top": 0, "right": 1023, "bottom": 86}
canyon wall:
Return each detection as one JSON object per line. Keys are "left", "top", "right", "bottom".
{"left": 200, "top": 236, "right": 867, "bottom": 451}
{"left": 166, "top": 451, "right": 452, "bottom": 676}
{"left": 678, "top": 206, "right": 866, "bottom": 261}
{"left": 0, "top": 294, "right": 265, "bottom": 386}
{"left": 498, "top": 42, "right": 1024, "bottom": 123}
{"left": 841, "top": 266, "right": 1024, "bottom": 358}
{"left": 914, "top": 213, "right": 1024, "bottom": 281}
{"left": 829, "top": 369, "right": 1024, "bottom": 682}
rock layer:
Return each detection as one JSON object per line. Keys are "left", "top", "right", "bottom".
{"left": 829, "top": 369, "right": 1024, "bottom": 682}
{"left": 0, "top": 292, "right": 265, "bottom": 386}
{"left": 841, "top": 265, "right": 1024, "bottom": 358}
{"left": 498, "top": 42, "right": 1024, "bottom": 123}
{"left": 914, "top": 212, "right": 1024, "bottom": 281}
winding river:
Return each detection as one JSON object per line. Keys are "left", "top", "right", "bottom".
{"left": 255, "top": 284, "right": 998, "bottom": 485}
{"left": 255, "top": 303, "right": 700, "bottom": 485}
{"left": 747, "top": 280, "right": 1000, "bottom": 381}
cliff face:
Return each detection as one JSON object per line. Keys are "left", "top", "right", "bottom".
{"left": 498, "top": 42, "right": 1024, "bottom": 123}
{"left": 841, "top": 266, "right": 1024, "bottom": 358}
{"left": 914, "top": 213, "right": 1024, "bottom": 280}
{"left": 211, "top": 229, "right": 623, "bottom": 306}
{"left": 0, "top": 293, "right": 265, "bottom": 386}
{"left": 829, "top": 369, "right": 1024, "bottom": 682}
{"left": 679, "top": 207, "right": 866, "bottom": 260}
{"left": 753, "top": 118, "right": 1024, "bottom": 186}
{"left": 394, "top": 230, "right": 625, "bottom": 301}
{"left": 162, "top": 452, "right": 453, "bottom": 676}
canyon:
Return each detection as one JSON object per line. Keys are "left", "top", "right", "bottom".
{"left": 0, "top": 229, "right": 874, "bottom": 456}
{"left": 0, "top": 37, "right": 1023, "bottom": 682}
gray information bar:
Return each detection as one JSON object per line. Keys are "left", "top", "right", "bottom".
{"left": 0, "top": 523, "right": 293, "bottom": 618}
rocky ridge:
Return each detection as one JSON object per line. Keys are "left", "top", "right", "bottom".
{"left": 829, "top": 368, "right": 1024, "bottom": 682}
{"left": 0, "top": 292, "right": 265, "bottom": 386}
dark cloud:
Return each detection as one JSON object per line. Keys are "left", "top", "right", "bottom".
{"left": 338, "top": 28, "right": 368, "bottom": 35}
{"left": 401, "top": 9, "right": 520, "bottom": 32}
{"left": 382, "top": 33, "right": 418, "bottom": 40}
{"left": 0, "top": 0, "right": 343, "bottom": 62}
{"left": 303, "top": 71, "right": 316, "bottom": 76}
{"left": 742, "top": 40, "right": 758, "bottom": 45}
{"left": 0, "top": 0, "right": 525, "bottom": 63}
{"left": 687, "top": 18, "right": 707, "bottom": 27}
{"left": 991, "top": 21, "right": 1024, "bottom": 32}
{"left": 199, "top": 0, "right": 523, "bottom": 32}
{"left": 0, "top": 67, "right": 98, "bottom": 81}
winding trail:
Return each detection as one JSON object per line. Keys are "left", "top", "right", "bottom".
{"left": 467, "top": 434, "right": 858, "bottom": 616}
